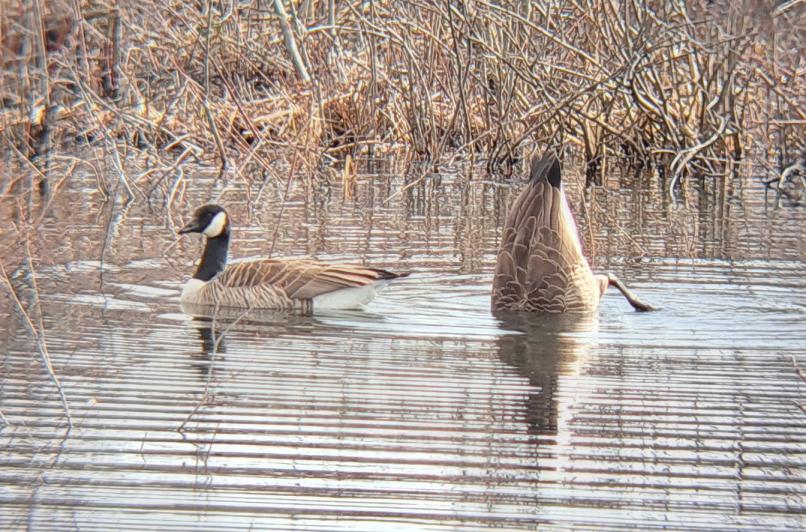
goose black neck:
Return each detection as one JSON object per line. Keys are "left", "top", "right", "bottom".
{"left": 194, "top": 230, "right": 229, "bottom": 281}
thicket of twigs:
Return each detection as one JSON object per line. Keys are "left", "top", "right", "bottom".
{"left": 1, "top": 0, "right": 805, "bottom": 206}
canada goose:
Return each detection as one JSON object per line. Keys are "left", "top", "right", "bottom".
{"left": 177, "top": 204, "right": 407, "bottom": 311}
{"left": 492, "top": 152, "right": 655, "bottom": 313}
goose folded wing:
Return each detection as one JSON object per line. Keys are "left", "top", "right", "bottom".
{"left": 217, "top": 259, "right": 387, "bottom": 300}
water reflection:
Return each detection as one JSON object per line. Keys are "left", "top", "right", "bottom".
{"left": 3, "top": 160, "right": 806, "bottom": 530}
{"left": 183, "top": 304, "right": 380, "bottom": 380}
{"left": 190, "top": 320, "right": 227, "bottom": 380}
{"left": 494, "top": 313, "right": 597, "bottom": 441}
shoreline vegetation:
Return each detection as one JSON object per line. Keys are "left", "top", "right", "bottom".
{"left": 1, "top": 0, "right": 804, "bottom": 201}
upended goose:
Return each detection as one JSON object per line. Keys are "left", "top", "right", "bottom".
{"left": 177, "top": 204, "right": 407, "bottom": 312}
{"left": 492, "top": 151, "right": 655, "bottom": 313}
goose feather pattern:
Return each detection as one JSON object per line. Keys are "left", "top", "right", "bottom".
{"left": 181, "top": 257, "right": 398, "bottom": 311}
{"left": 177, "top": 204, "right": 406, "bottom": 312}
{"left": 492, "top": 151, "right": 655, "bottom": 313}
{"left": 492, "top": 152, "right": 605, "bottom": 312}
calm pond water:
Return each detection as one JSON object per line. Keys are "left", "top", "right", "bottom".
{"left": 2, "top": 160, "right": 806, "bottom": 531}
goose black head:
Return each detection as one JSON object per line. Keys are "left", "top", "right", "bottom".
{"left": 178, "top": 204, "right": 230, "bottom": 238}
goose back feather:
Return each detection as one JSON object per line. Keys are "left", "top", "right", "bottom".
{"left": 178, "top": 204, "right": 406, "bottom": 312}
{"left": 492, "top": 152, "right": 607, "bottom": 313}
{"left": 182, "top": 257, "right": 400, "bottom": 311}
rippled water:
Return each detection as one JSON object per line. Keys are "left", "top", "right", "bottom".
{"left": 2, "top": 161, "right": 806, "bottom": 530}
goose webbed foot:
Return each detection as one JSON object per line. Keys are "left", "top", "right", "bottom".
{"left": 607, "top": 273, "right": 658, "bottom": 312}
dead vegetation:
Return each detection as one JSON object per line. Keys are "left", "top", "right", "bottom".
{"left": 0, "top": 0, "right": 804, "bottom": 208}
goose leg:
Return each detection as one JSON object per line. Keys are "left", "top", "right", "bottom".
{"left": 607, "top": 273, "right": 657, "bottom": 312}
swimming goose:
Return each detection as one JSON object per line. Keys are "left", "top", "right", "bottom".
{"left": 492, "top": 151, "right": 655, "bottom": 313}
{"left": 177, "top": 204, "right": 407, "bottom": 311}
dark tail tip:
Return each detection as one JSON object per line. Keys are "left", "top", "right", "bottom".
{"left": 374, "top": 269, "right": 411, "bottom": 280}
{"left": 528, "top": 150, "right": 562, "bottom": 188}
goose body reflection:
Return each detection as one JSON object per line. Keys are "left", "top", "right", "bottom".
{"left": 184, "top": 307, "right": 364, "bottom": 379}
{"left": 492, "top": 152, "right": 654, "bottom": 313}
{"left": 177, "top": 204, "right": 408, "bottom": 312}
{"left": 495, "top": 313, "right": 597, "bottom": 440}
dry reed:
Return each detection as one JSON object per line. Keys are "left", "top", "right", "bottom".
{"left": 2, "top": 1, "right": 804, "bottom": 192}
{"left": 0, "top": 0, "right": 803, "bottom": 226}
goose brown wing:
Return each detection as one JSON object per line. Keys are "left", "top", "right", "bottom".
{"left": 492, "top": 153, "right": 588, "bottom": 311}
{"left": 217, "top": 258, "right": 399, "bottom": 300}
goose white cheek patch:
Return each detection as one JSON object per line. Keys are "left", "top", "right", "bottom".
{"left": 203, "top": 212, "right": 227, "bottom": 237}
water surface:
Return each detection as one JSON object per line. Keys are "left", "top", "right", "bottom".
{"left": 1, "top": 163, "right": 806, "bottom": 531}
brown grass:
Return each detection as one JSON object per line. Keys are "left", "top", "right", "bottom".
{"left": 0, "top": 0, "right": 804, "bottom": 204}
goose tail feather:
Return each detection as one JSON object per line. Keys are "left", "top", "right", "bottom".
{"left": 529, "top": 151, "right": 562, "bottom": 188}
